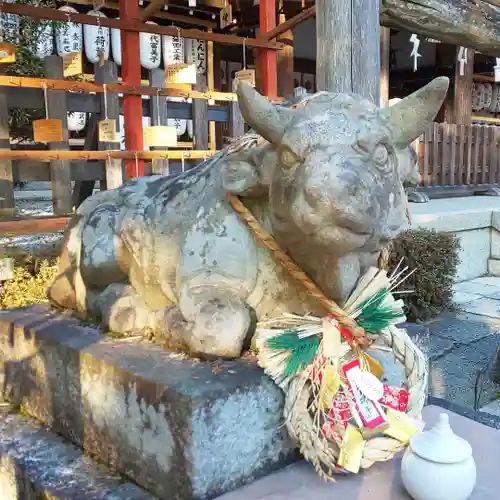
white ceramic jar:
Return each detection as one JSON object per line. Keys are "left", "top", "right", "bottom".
{"left": 401, "top": 413, "right": 476, "bottom": 500}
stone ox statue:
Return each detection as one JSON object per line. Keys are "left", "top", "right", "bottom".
{"left": 47, "top": 78, "right": 449, "bottom": 358}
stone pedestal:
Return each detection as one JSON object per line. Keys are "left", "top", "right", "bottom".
{"left": 0, "top": 306, "right": 298, "bottom": 500}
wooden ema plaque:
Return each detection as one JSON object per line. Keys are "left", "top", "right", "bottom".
{"left": 98, "top": 119, "right": 118, "bottom": 142}
{"left": 165, "top": 64, "right": 197, "bottom": 85}
{"left": 33, "top": 119, "right": 64, "bottom": 143}
{"left": 0, "top": 43, "right": 15, "bottom": 64}
{"left": 63, "top": 52, "right": 83, "bottom": 77}
{"left": 220, "top": 4, "right": 233, "bottom": 29}
{"left": 144, "top": 126, "right": 177, "bottom": 147}
{"left": 0, "top": 257, "right": 14, "bottom": 281}
{"left": 234, "top": 69, "right": 256, "bottom": 87}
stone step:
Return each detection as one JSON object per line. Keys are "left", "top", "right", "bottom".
{"left": 0, "top": 404, "right": 153, "bottom": 499}
{"left": 405, "top": 314, "right": 500, "bottom": 410}
{"left": 0, "top": 306, "right": 297, "bottom": 500}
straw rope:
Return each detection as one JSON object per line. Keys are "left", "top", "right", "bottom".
{"left": 228, "top": 191, "right": 427, "bottom": 479}
{"left": 227, "top": 193, "right": 371, "bottom": 349}
{"left": 283, "top": 325, "right": 428, "bottom": 477}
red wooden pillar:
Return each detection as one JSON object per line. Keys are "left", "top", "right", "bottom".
{"left": 257, "top": 0, "right": 278, "bottom": 98}
{"left": 120, "top": 0, "right": 144, "bottom": 178}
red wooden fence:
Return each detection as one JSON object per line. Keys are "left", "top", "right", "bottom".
{"left": 417, "top": 123, "right": 500, "bottom": 186}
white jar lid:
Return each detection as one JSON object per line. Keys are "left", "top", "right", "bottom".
{"left": 409, "top": 413, "right": 473, "bottom": 464}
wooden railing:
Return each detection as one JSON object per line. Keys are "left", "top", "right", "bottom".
{"left": 417, "top": 123, "right": 500, "bottom": 186}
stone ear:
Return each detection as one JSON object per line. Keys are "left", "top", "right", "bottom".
{"left": 380, "top": 77, "right": 449, "bottom": 148}
{"left": 220, "top": 148, "right": 270, "bottom": 196}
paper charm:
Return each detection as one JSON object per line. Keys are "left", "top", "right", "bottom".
{"left": 457, "top": 47, "right": 468, "bottom": 77}
{"left": 495, "top": 57, "right": 500, "bottom": 83}
{"left": 409, "top": 34, "right": 421, "bottom": 72}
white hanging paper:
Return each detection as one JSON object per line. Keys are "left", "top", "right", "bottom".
{"left": 495, "top": 58, "right": 500, "bottom": 83}
{"left": 457, "top": 47, "right": 467, "bottom": 77}
{"left": 409, "top": 34, "right": 421, "bottom": 72}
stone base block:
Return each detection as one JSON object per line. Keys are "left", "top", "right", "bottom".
{"left": 0, "top": 306, "right": 297, "bottom": 500}
{"left": 0, "top": 405, "right": 153, "bottom": 499}
{"left": 488, "top": 258, "right": 500, "bottom": 277}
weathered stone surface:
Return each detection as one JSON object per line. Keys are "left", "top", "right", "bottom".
{"left": 46, "top": 79, "right": 449, "bottom": 359}
{"left": 0, "top": 306, "right": 297, "bottom": 500}
{"left": 0, "top": 406, "right": 153, "bottom": 499}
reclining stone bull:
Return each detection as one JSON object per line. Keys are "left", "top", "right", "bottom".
{"left": 47, "top": 78, "right": 449, "bottom": 358}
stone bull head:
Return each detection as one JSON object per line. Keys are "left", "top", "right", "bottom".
{"left": 47, "top": 78, "right": 448, "bottom": 359}
{"left": 223, "top": 79, "right": 447, "bottom": 256}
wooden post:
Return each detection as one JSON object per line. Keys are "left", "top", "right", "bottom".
{"left": 316, "top": 0, "right": 380, "bottom": 102}
{"left": 229, "top": 101, "right": 245, "bottom": 139}
{"left": 44, "top": 55, "right": 72, "bottom": 215}
{"left": 149, "top": 68, "right": 169, "bottom": 175}
{"left": 454, "top": 47, "right": 474, "bottom": 125}
{"left": 120, "top": 0, "right": 144, "bottom": 178}
{"left": 72, "top": 114, "right": 99, "bottom": 208}
{"left": 0, "top": 68, "right": 13, "bottom": 214}
{"left": 96, "top": 61, "right": 123, "bottom": 189}
{"left": 192, "top": 42, "right": 209, "bottom": 153}
{"left": 380, "top": 27, "right": 390, "bottom": 107}
{"left": 436, "top": 44, "right": 473, "bottom": 124}
{"left": 277, "top": 3, "right": 294, "bottom": 99}
{"left": 257, "top": 0, "right": 278, "bottom": 97}
{"left": 207, "top": 29, "right": 216, "bottom": 151}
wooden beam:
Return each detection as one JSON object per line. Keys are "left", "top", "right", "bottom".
{"left": 0, "top": 216, "right": 70, "bottom": 236}
{"left": 380, "top": 0, "right": 500, "bottom": 58}
{"left": 0, "top": 150, "right": 216, "bottom": 160}
{"left": 0, "top": 75, "right": 239, "bottom": 101}
{"left": 0, "top": 75, "right": 284, "bottom": 105}
{"left": 0, "top": 2, "right": 284, "bottom": 50}
{"left": 139, "top": 0, "right": 165, "bottom": 22}
{"left": 66, "top": 0, "right": 216, "bottom": 28}
{"left": 257, "top": 0, "right": 278, "bottom": 98}
{"left": 261, "top": 5, "right": 315, "bottom": 41}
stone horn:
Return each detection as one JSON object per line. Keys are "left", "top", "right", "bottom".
{"left": 236, "top": 82, "right": 294, "bottom": 145}
{"left": 379, "top": 76, "right": 450, "bottom": 148}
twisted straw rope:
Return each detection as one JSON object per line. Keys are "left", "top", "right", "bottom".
{"left": 284, "top": 326, "right": 428, "bottom": 477}
{"left": 227, "top": 193, "right": 371, "bottom": 349}
{"left": 228, "top": 192, "right": 427, "bottom": 478}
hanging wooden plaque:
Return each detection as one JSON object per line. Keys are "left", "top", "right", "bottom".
{"left": 0, "top": 43, "right": 16, "bottom": 64}
{"left": 63, "top": 51, "right": 83, "bottom": 77}
{"left": 220, "top": 4, "right": 232, "bottom": 29}
{"left": 99, "top": 119, "right": 118, "bottom": 142}
{"left": 33, "top": 119, "right": 64, "bottom": 143}
{"left": 0, "top": 257, "right": 14, "bottom": 281}
{"left": 234, "top": 69, "right": 256, "bottom": 87}
{"left": 144, "top": 126, "right": 177, "bottom": 147}
{"left": 165, "top": 63, "right": 197, "bottom": 85}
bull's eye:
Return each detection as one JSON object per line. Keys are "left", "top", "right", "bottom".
{"left": 280, "top": 147, "right": 299, "bottom": 169}
{"left": 372, "top": 144, "right": 390, "bottom": 166}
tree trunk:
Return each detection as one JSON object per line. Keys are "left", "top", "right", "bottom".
{"left": 381, "top": 0, "right": 500, "bottom": 57}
